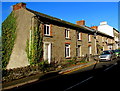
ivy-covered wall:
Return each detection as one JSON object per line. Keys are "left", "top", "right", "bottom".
{"left": 26, "top": 18, "right": 43, "bottom": 65}
{"left": 2, "top": 12, "right": 16, "bottom": 69}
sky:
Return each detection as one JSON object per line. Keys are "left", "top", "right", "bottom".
{"left": 1, "top": 2, "right": 119, "bottom": 36}
{"left": 1, "top": 0, "right": 120, "bottom": 2}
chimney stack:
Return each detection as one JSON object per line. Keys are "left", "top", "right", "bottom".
{"left": 91, "top": 26, "right": 98, "bottom": 30}
{"left": 100, "top": 21, "right": 107, "bottom": 25}
{"left": 13, "top": 3, "right": 26, "bottom": 11}
{"left": 76, "top": 20, "right": 85, "bottom": 26}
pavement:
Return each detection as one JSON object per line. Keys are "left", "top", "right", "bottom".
{"left": 2, "top": 60, "right": 97, "bottom": 91}
{"left": 59, "top": 61, "right": 97, "bottom": 74}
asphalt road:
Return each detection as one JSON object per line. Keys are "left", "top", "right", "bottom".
{"left": 6, "top": 58, "right": 120, "bottom": 91}
{"left": 65, "top": 58, "right": 120, "bottom": 91}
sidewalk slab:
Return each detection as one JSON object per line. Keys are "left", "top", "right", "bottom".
{"left": 59, "top": 61, "right": 97, "bottom": 74}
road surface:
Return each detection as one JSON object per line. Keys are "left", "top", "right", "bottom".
{"left": 6, "top": 58, "right": 120, "bottom": 91}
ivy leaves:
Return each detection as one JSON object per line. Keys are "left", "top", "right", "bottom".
{"left": 26, "top": 23, "right": 43, "bottom": 65}
{"left": 2, "top": 12, "right": 16, "bottom": 69}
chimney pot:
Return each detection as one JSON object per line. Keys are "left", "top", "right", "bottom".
{"left": 13, "top": 2, "right": 26, "bottom": 11}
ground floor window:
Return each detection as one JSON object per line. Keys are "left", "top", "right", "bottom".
{"left": 65, "top": 44, "right": 70, "bottom": 58}
{"left": 77, "top": 45, "right": 81, "bottom": 57}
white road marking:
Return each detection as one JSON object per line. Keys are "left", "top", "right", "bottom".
{"left": 104, "top": 63, "right": 117, "bottom": 72}
{"left": 64, "top": 62, "right": 118, "bottom": 91}
{"left": 64, "top": 76, "right": 93, "bottom": 91}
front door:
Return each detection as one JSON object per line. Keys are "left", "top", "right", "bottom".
{"left": 44, "top": 42, "right": 51, "bottom": 63}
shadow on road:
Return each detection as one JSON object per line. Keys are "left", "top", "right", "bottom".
{"left": 4, "top": 58, "right": 120, "bottom": 91}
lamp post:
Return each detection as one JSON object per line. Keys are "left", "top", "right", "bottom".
{"left": 94, "top": 30, "right": 97, "bottom": 55}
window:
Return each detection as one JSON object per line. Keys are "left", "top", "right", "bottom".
{"left": 108, "top": 45, "right": 112, "bottom": 50}
{"left": 88, "top": 34, "right": 91, "bottom": 42}
{"left": 77, "top": 45, "right": 81, "bottom": 57}
{"left": 65, "top": 44, "right": 70, "bottom": 58}
{"left": 96, "top": 36, "right": 98, "bottom": 40}
{"left": 102, "top": 37, "right": 104, "bottom": 42}
{"left": 88, "top": 46, "right": 92, "bottom": 54}
{"left": 44, "top": 24, "right": 50, "bottom": 36}
{"left": 65, "top": 29, "right": 70, "bottom": 38}
{"left": 107, "top": 38, "right": 109, "bottom": 43}
{"left": 110, "top": 39, "right": 113, "bottom": 43}
{"left": 78, "top": 32, "right": 82, "bottom": 40}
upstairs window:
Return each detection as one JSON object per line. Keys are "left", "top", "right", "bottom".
{"left": 78, "top": 32, "right": 82, "bottom": 40}
{"left": 44, "top": 24, "right": 50, "bottom": 36}
{"left": 102, "top": 37, "right": 104, "bottom": 42}
{"left": 88, "top": 34, "right": 92, "bottom": 42}
{"left": 96, "top": 36, "right": 98, "bottom": 40}
{"left": 65, "top": 29, "right": 70, "bottom": 39}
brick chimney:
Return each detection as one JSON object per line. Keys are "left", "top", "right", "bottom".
{"left": 13, "top": 3, "right": 26, "bottom": 11}
{"left": 76, "top": 20, "right": 85, "bottom": 26}
{"left": 91, "top": 26, "right": 98, "bottom": 30}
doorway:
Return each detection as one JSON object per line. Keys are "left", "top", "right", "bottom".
{"left": 44, "top": 42, "right": 51, "bottom": 63}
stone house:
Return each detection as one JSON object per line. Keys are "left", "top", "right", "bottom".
{"left": 90, "top": 26, "right": 114, "bottom": 53}
{"left": 113, "top": 28, "right": 119, "bottom": 49}
{"left": 98, "top": 21, "right": 120, "bottom": 50}
{"left": 3, "top": 3, "right": 118, "bottom": 69}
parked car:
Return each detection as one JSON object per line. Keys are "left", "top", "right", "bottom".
{"left": 99, "top": 50, "right": 116, "bottom": 62}
{"left": 114, "top": 49, "right": 120, "bottom": 58}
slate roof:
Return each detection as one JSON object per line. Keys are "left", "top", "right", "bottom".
{"left": 26, "top": 8, "right": 94, "bottom": 32}
{"left": 26, "top": 8, "right": 114, "bottom": 38}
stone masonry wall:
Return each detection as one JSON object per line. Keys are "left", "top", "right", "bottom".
{"left": 6, "top": 8, "right": 35, "bottom": 69}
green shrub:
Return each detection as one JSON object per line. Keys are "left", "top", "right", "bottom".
{"left": 79, "top": 60, "right": 87, "bottom": 63}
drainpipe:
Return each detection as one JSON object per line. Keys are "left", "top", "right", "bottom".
{"left": 94, "top": 30, "right": 97, "bottom": 55}
{"left": 29, "top": 16, "right": 36, "bottom": 62}
{"left": 76, "top": 30, "right": 78, "bottom": 57}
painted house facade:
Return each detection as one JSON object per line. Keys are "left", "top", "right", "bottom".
{"left": 98, "top": 21, "right": 119, "bottom": 50}
{"left": 3, "top": 3, "right": 119, "bottom": 69}
{"left": 90, "top": 26, "right": 114, "bottom": 53}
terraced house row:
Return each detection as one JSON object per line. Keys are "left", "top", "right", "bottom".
{"left": 2, "top": 3, "right": 119, "bottom": 69}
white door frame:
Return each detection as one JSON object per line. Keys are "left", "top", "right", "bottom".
{"left": 43, "top": 42, "right": 51, "bottom": 64}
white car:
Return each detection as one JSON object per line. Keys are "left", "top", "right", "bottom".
{"left": 99, "top": 50, "right": 116, "bottom": 61}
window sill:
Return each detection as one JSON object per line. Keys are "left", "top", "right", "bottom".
{"left": 77, "top": 56, "right": 82, "bottom": 58}
{"left": 88, "top": 41, "right": 92, "bottom": 43}
{"left": 65, "top": 38, "right": 71, "bottom": 40}
{"left": 78, "top": 39, "right": 82, "bottom": 41}
{"left": 44, "top": 35, "right": 53, "bottom": 38}
{"left": 65, "top": 57, "right": 71, "bottom": 59}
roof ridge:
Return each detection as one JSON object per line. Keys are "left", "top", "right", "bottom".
{"left": 26, "top": 8, "right": 114, "bottom": 38}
